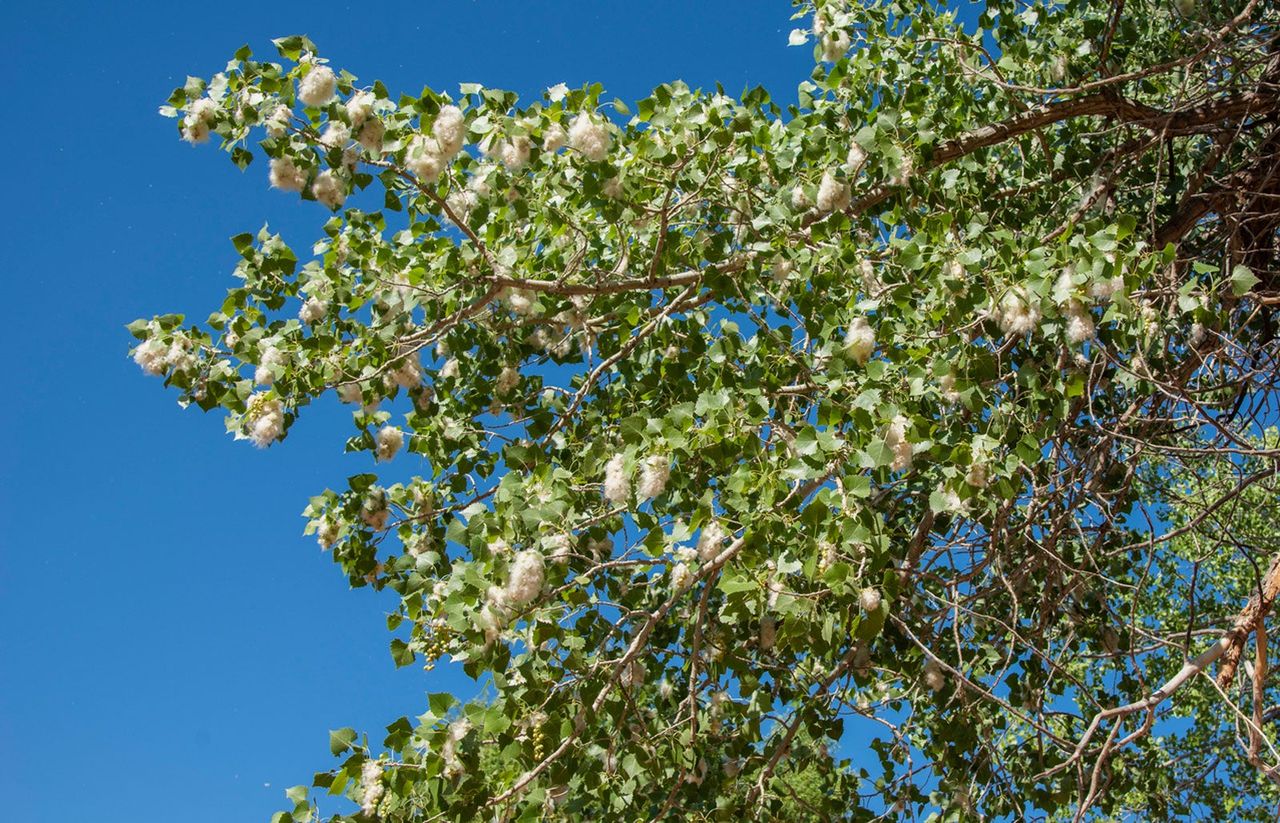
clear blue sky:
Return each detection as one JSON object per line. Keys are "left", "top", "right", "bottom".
{"left": 0, "top": 3, "right": 812, "bottom": 821}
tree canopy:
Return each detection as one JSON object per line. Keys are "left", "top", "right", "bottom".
{"left": 131, "top": 0, "right": 1280, "bottom": 819}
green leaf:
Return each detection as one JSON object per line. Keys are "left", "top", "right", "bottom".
{"left": 718, "top": 570, "right": 758, "bottom": 595}
{"left": 428, "top": 691, "right": 457, "bottom": 715}
{"left": 1231, "top": 264, "right": 1258, "bottom": 297}
{"left": 390, "top": 638, "right": 415, "bottom": 667}
{"left": 328, "top": 727, "right": 357, "bottom": 756}
{"left": 271, "top": 35, "right": 317, "bottom": 61}
{"left": 231, "top": 147, "right": 254, "bottom": 170}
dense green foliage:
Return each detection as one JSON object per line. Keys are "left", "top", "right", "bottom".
{"left": 131, "top": 0, "right": 1280, "bottom": 818}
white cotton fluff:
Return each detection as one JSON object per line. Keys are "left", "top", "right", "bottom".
{"left": 355, "top": 117, "right": 384, "bottom": 152}
{"left": 440, "top": 358, "right": 460, "bottom": 380}
{"left": 432, "top": 105, "right": 467, "bottom": 158}
{"left": 847, "top": 644, "right": 871, "bottom": 679}
{"left": 316, "top": 518, "right": 340, "bottom": 550}
{"left": 406, "top": 135, "right": 446, "bottom": 182}
{"left": 182, "top": 97, "right": 218, "bottom": 144}
{"left": 189, "top": 96, "right": 218, "bottom": 121}
{"left": 366, "top": 509, "right": 389, "bottom": 535}
{"left": 445, "top": 191, "right": 477, "bottom": 223}
{"left": 602, "top": 175, "right": 624, "bottom": 199}
{"left": 816, "top": 170, "right": 851, "bottom": 214}
{"left": 265, "top": 104, "right": 292, "bottom": 138}
{"left": 468, "top": 165, "right": 493, "bottom": 196}
{"left": 923, "top": 660, "right": 947, "bottom": 692}
{"left": 132, "top": 339, "right": 168, "bottom": 376}
{"left": 619, "top": 659, "right": 645, "bottom": 689}
{"left": 894, "top": 152, "right": 915, "bottom": 186}
{"left": 934, "top": 485, "right": 965, "bottom": 514}
{"left": 1064, "top": 302, "right": 1095, "bottom": 344}
{"left": 822, "top": 29, "right": 851, "bottom": 62}
{"left": 375, "top": 425, "right": 404, "bottom": 462}
{"left": 1089, "top": 274, "right": 1124, "bottom": 301}
{"left": 165, "top": 338, "right": 196, "bottom": 372}
{"left": 846, "top": 142, "right": 868, "bottom": 172}
{"left": 997, "top": 288, "right": 1042, "bottom": 336}
{"left": 505, "top": 548, "right": 545, "bottom": 606}
{"left": 670, "top": 561, "right": 695, "bottom": 590}
{"left": 817, "top": 539, "right": 838, "bottom": 574}
{"left": 269, "top": 156, "right": 307, "bottom": 192}
{"left": 859, "top": 587, "right": 882, "bottom": 613}
{"left": 771, "top": 257, "right": 794, "bottom": 283}
{"left": 360, "top": 491, "right": 390, "bottom": 531}
{"left": 298, "top": 65, "right": 337, "bottom": 107}
{"left": 844, "top": 316, "right": 876, "bottom": 364}
{"left": 346, "top": 90, "right": 375, "bottom": 127}
{"left": 860, "top": 259, "right": 881, "bottom": 294}
{"left": 389, "top": 358, "right": 420, "bottom": 389}
{"left": 791, "top": 185, "right": 812, "bottom": 210}
{"left": 765, "top": 561, "right": 783, "bottom": 609}
{"left": 336, "top": 383, "right": 363, "bottom": 405}
{"left": 545, "top": 533, "right": 573, "bottom": 563}
{"left": 475, "top": 602, "right": 503, "bottom": 644}
{"left": 360, "top": 760, "right": 384, "bottom": 816}
{"left": 1050, "top": 54, "right": 1069, "bottom": 84}
{"left": 688, "top": 758, "right": 709, "bottom": 786}
{"left": 568, "top": 113, "right": 611, "bottom": 161}
{"left": 884, "top": 415, "right": 913, "bottom": 472}
{"left": 500, "top": 135, "right": 532, "bottom": 170}
{"left": 965, "top": 460, "right": 988, "bottom": 489}
{"left": 546, "top": 82, "right": 569, "bottom": 102}
{"left": 1053, "top": 267, "right": 1076, "bottom": 304}
{"left": 604, "top": 454, "right": 630, "bottom": 506}
{"left": 542, "top": 123, "right": 567, "bottom": 153}
{"left": 637, "top": 454, "right": 671, "bottom": 500}
{"left": 299, "top": 296, "right": 328, "bottom": 324}
{"left": 321, "top": 120, "right": 350, "bottom": 148}
{"left": 441, "top": 719, "right": 470, "bottom": 777}
{"left": 311, "top": 170, "right": 346, "bottom": 210}
{"left": 255, "top": 346, "right": 286, "bottom": 385}
{"left": 587, "top": 536, "right": 613, "bottom": 558}
{"left": 938, "top": 372, "right": 960, "bottom": 403}
{"left": 505, "top": 288, "right": 535, "bottom": 315}
{"left": 697, "top": 521, "right": 726, "bottom": 562}
{"left": 495, "top": 366, "right": 519, "bottom": 395}
{"left": 247, "top": 393, "right": 285, "bottom": 448}
{"left": 759, "top": 615, "right": 777, "bottom": 650}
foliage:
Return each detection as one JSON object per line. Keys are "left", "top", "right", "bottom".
{"left": 131, "top": 0, "right": 1280, "bottom": 819}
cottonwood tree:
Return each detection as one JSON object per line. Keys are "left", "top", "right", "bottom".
{"left": 131, "top": 0, "right": 1280, "bottom": 818}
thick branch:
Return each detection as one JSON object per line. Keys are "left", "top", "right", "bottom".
{"left": 1217, "top": 552, "right": 1280, "bottom": 686}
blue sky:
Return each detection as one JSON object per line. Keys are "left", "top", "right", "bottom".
{"left": 0, "top": 3, "right": 813, "bottom": 821}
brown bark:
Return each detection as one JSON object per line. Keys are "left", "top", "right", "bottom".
{"left": 1217, "top": 553, "right": 1280, "bottom": 687}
